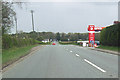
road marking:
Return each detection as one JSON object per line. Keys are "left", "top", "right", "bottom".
{"left": 76, "top": 54, "right": 79, "bottom": 57}
{"left": 70, "top": 51, "right": 72, "bottom": 52}
{"left": 84, "top": 59, "right": 106, "bottom": 73}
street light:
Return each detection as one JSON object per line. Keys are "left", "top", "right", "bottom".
{"left": 31, "top": 10, "right": 35, "bottom": 32}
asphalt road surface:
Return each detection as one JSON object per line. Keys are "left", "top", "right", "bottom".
{"left": 3, "top": 43, "right": 118, "bottom": 78}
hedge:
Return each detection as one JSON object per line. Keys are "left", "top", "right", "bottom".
{"left": 2, "top": 34, "right": 36, "bottom": 49}
{"left": 100, "top": 23, "right": 119, "bottom": 46}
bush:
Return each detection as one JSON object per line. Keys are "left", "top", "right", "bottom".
{"left": 2, "top": 34, "right": 37, "bottom": 49}
{"left": 100, "top": 23, "right": 119, "bottom": 47}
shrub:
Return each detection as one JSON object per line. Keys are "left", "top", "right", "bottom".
{"left": 100, "top": 23, "right": 119, "bottom": 46}
{"left": 2, "top": 34, "right": 37, "bottom": 49}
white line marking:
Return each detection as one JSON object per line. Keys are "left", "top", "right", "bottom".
{"left": 84, "top": 59, "right": 106, "bottom": 73}
{"left": 76, "top": 54, "right": 79, "bottom": 57}
{"left": 70, "top": 51, "right": 73, "bottom": 52}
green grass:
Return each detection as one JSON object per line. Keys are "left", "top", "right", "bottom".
{"left": 59, "top": 41, "right": 81, "bottom": 46}
{"left": 59, "top": 41, "right": 75, "bottom": 45}
{"left": 59, "top": 41, "right": 75, "bottom": 44}
{"left": 97, "top": 45, "right": 119, "bottom": 52}
{"left": 0, "top": 52, "right": 2, "bottom": 67}
{"left": 2, "top": 45, "right": 39, "bottom": 66}
{"left": 35, "top": 40, "right": 51, "bottom": 45}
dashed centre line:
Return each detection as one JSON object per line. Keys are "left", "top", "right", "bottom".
{"left": 70, "top": 51, "right": 73, "bottom": 52}
{"left": 84, "top": 59, "right": 106, "bottom": 73}
{"left": 76, "top": 54, "right": 80, "bottom": 57}
{"left": 65, "top": 48, "right": 107, "bottom": 73}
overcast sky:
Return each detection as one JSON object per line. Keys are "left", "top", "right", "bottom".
{"left": 11, "top": 1, "right": 118, "bottom": 33}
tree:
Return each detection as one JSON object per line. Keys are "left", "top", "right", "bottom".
{"left": 2, "top": 2, "right": 15, "bottom": 34}
{"left": 36, "top": 36, "right": 44, "bottom": 41}
{"left": 100, "top": 24, "right": 119, "bottom": 46}
{"left": 95, "top": 33, "right": 100, "bottom": 41}
{"left": 56, "top": 32, "right": 61, "bottom": 41}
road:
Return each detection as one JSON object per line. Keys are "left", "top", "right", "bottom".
{"left": 3, "top": 43, "right": 118, "bottom": 78}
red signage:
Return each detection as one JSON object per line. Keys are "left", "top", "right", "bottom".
{"left": 88, "top": 25, "right": 106, "bottom": 46}
{"left": 88, "top": 25, "right": 95, "bottom": 31}
{"left": 89, "top": 32, "right": 95, "bottom": 44}
{"left": 94, "top": 27, "right": 106, "bottom": 31}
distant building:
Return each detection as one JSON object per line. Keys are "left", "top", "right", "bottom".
{"left": 77, "top": 41, "right": 89, "bottom": 47}
{"left": 77, "top": 41, "right": 100, "bottom": 47}
{"left": 42, "top": 39, "right": 50, "bottom": 43}
{"left": 114, "top": 21, "right": 120, "bottom": 24}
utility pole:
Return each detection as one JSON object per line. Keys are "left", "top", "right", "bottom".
{"left": 31, "top": 10, "right": 35, "bottom": 32}
{"left": 15, "top": 15, "right": 18, "bottom": 37}
{"left": 15, "top": 17, "right": 17, "bottom": 34}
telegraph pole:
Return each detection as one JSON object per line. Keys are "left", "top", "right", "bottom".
{"left": 15, "top": 16, "right": 17, "bottom": 35}
{"left": 31, "top": 10, "right": 35, "bottom": 32}
{"left": 14, "top": 15, "right": 18, "bottom": 37}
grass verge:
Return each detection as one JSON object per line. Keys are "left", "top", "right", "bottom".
{"left": 59, "top": 41, "right": 81, "bottom": 46}
{"left": 36, "top": 40, "right": 51, "bottom": 45}
{"left": 2, "top": 44, "right": 39, "bottom": 68}
{"left": 97, "top": 45, "right": 119, "bottom": 52}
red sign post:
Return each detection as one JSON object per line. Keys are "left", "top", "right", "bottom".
{"left": 88, "top": 25, "right": 95, "bottom": 45}
{"left": 89, "top": 32, "right": 95, "bottom": 44}
{"left": 88, "top": 25, "right": 105, "bottom": 47}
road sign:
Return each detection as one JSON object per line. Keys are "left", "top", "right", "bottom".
{"left": 88, "top": 25, "right": 95, "bottom": 31}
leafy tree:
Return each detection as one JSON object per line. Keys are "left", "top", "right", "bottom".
{"left": 100, "top": 23, "right": 119, "bottom": 46}
{"left": 56, "top": 32, "right": 61, "bottom": 41}
{"left": 2, "top": 2, "right": 15, "bottom": 34}
{"left": 36, "top": 36, "right": 44, "bottom": 41}
{"left": 95, "top": 33, "right": 100, "bottom": 41}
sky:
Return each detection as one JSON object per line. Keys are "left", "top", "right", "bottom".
{"left": 11, "top": 0, "right": 118, "bottom": 33}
